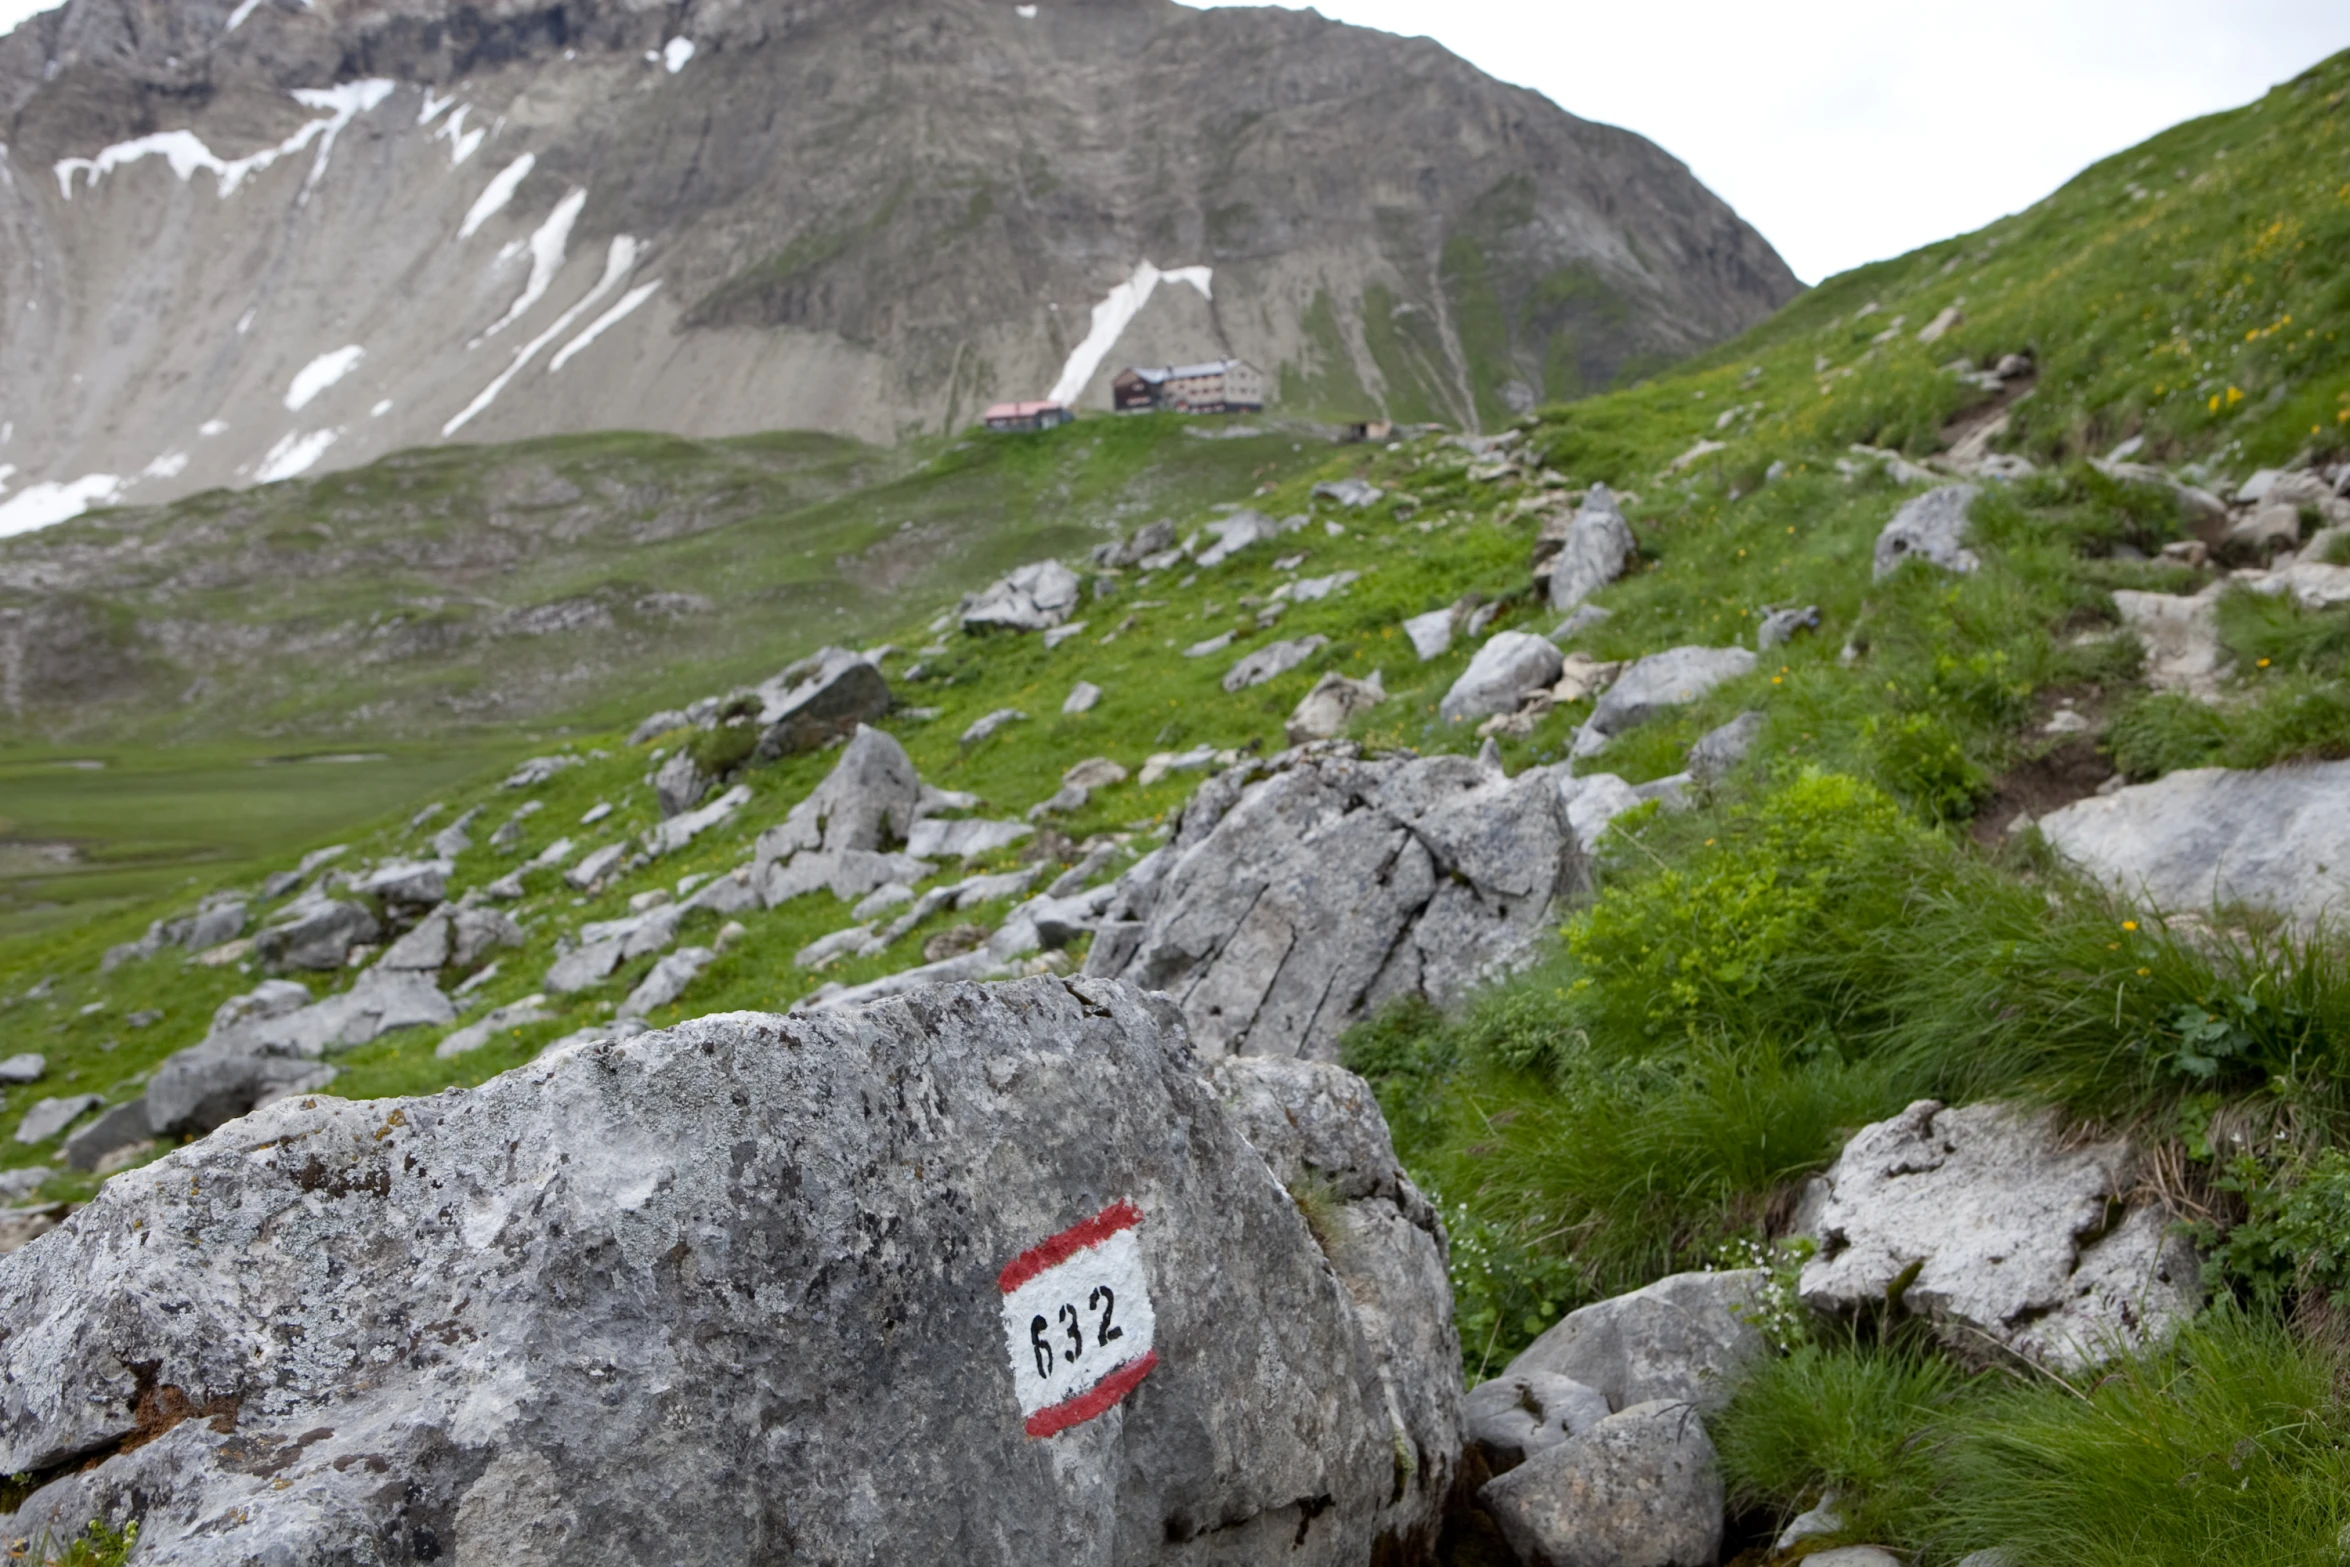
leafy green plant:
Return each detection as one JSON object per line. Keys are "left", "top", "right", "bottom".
{"left": 684, "top": 721, "right": 759, "bottom": 779}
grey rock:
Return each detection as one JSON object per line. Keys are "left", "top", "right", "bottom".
{"left": 1095, "top": 519, "right": 1176, "bottom": 568}
{"left": 1805, "top": 1550, "right": 1903, "bottom": 1567}
{"left": 619, "top": 948, "right": 715, "bottom": 1018}
{"left": 377, "top": 913, "right": 453, "bottom": 971}
{"left": 0, "top": 1167, "right": 51, "bottom": 1202}
{"left": 654, "top": 749, "right": 713, "bottom": 817}
{"left": 1313, "top": 477, "right": 1384, "bottom": 509}
{"left": 1402, "top": 607, "right": 1457, "bottom": 662}
{"left": 0, "top": 1054, "right": 44, "bottom": 1085}
{"left": 1775, "top": 1490, "right": 1844, "bottom": 1550}
{"left": 1576, "top": 645, "right": 1757, "bottom": 755}
{"left": 962, "top": 707, "right": 1030, "bottom": 747}
{"left": 14, "top": 1095, "right": 102, "bottom": 1146}
{"left": 450, "top": 907, "right": 526, "bottom": 969}
{"left": 1507, "top": 1270, "right": 1767, "bottom": 1415}
{"left": 503, "top": 755, "right": 583, "bottom": 790}
{"left": 1688, "top": 710, "right": 1767, "bottom": 784}
{"left": 354, "top": 859, "right": 452, "bottom": 909}
{"left": 2228, "top": 501, "right": 2303, "bottom": 556}
{"left": 907, "top": 817, "right": 1034, "bottom": 861}
{"left": 252, "top": 897, "right": 382, "bottom": 971}
{"left": 62, "top": 1100, "right": 152, "bottom": 1173}
{"left": 1183, "top": 630, "right": 1236, "bottom": 658}
{"left": 1541, "top": 484, "right": 1639, "bottom": 612}
{"left": 2038, "top": 760, "right": 2350, "bottom": 929}
{"left": 1756, "top": 603, "right": 1820, "bottom": 648}
{"left": 628, "top": 708, "right": 691, "bottom": 746}
{"left": 757, "top": 725, "right": 925, "bottom": 867}
{"left": 1223, "top": 634, "right": 1328, "bottom": 693}
{"left": 565, "top": 843, "right": 628, "bottom": 890}
{"left": 764, "top": 848, "right": 934, "bottom": 907}
{"left": 2112, "top": 585, "right": 2227, "bottom": 699}
{"left": 754, "top": 648, "right": 892, "bottom": 757}
{"left": 436, "top": 996, "right": 554, "bottom": 1060}
{"left": 1286, "top": 670, "right": 1387, "bottom": 745}
{"left": 1063, "top": 680, "right": 1103, "bottom": 715}
{"left": 1196, "top": 509, "right": 1281, "bottom": 568}
{"left": 184, "top": 897, "right": 248, "bottom": 951}
{"left": 1554, "top": 773, "right": 1645, "bottom": 855}
{"left": 643, "top": 784, "right": 752, "bottom": 856}
{"left": 1550, "top": 603, "right": 1613, "bottom": 642}
{"left": 962, "top": 560, "right": 1083, "bottom": 632}
{"left": 1478, "top": 1399, "right": 1724, "bottom": 1567}
{"left": 1465, "top": 1371, "right": 1612, "bottom": 1468}
{"left": 685, "top": 866, "right": 762, "bottom": 915}
{"left": 1799, "top": 1100, "right": 2201, "bottom": 1369}
{"left": 1874, "top": 484, "right": 1982, "bottom": 579}
{"left": 1085, "top": 748, "right": 1584, "bottom": 1059}
{"left": 545, "top": 938, "right": 629, "bottom": 995}
{"left": 1440, "top": 631, "right": 1565, "bottom": 723}
{"left": 0, "top": 981, "right": 1455, "bottom": 1565}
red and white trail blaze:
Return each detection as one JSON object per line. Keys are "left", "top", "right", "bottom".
{"left": 997, "top": 1199, "right": 1160, "bottom": 1438}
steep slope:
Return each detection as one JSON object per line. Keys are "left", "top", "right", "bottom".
{"left": 0, "top": 0, "right": 1797, "bottom": 527}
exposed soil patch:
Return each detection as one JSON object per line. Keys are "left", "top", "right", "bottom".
{"left": 1971, "top": 686, "right": 2118, "bottom": 843}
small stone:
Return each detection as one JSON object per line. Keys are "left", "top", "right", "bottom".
{"left": 1874, "top": 485, "right": 1982, "bottom": 579}
{"left": 1285, "top": 670, "right": 1387, "bottom": 744}
{"left": 959, "top": 708, "right": 1028, "bottom": 748}
{"left": 14, "top": 1094, "right": 104, "bottom": 1145}
{"left": 922, "top": 925, "right": 991, "bottom": 963}
{"left": 1183, "top": 631, "right": 1236, "bottom": 658}
{"left": 1756, "top": 603, "right": 1820, "bottom": 648}
{"left": 1062, "top": 680, "right": 1102, "bottom": 715}
{"left": 1439, "top": 631, "right": 1564, "bottom": 723}
{"left": 0, "top": 1054, "right": 46, "bottom": 1085}
{"left": 1222, "top": 635, "right": 1328, "bottom": 693}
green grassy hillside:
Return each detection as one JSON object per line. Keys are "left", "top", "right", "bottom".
{"left": 4, "top": 47, "right": 2350, "bottom": 1567}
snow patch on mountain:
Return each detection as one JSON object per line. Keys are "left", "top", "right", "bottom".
{"left": 1047, "top": 261, "right": 1215, "bottom": 405}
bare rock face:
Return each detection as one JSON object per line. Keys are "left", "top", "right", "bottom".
{"left": 0, "top": 979, "right": 1460, "bottom": 1565}
{"left": 1084, "top": 747, "right": 1584, "bottom": 1060}
{"left": 1798, "top": 1100, "right": 2201, "bottom": 1369}
{"left": 2037, "top": 760, "right": 2350, "bottom": 930}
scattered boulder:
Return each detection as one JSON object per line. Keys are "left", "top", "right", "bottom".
{"left": 1403, "top": 607, "right": 1458, "bottom": 662}
{"left": 907, "top": 818, "right": 1033, "bottom": 861}
{"left": 1281, "top": 570, "right": 1358, "bottom": 604}
{"left": 961, "top": 707, "right": 1028, "bottom": 747}
{"left": 1196, "top": 510, "right": 1284, "bottom": 568}
{"left": 1029, "top": 757, "right": 1131, "bottom": 818}
{"left": 1063, "top": 680, "right": 1102, "bottom": 715}
{"left": 2037, "top": 760, "right": 2350, "bottom": 928}
{"left": 654, "top": 750, "right": 713, "bottom": 817}
{"left": 0, "top": 981, "right": 1456, "bottom": 1564}
{"left": 1478, "top": 1400, "right": 1724, "bottom": 1567}
{"left": 1798, "top": 1100, "right": 2201, "bottom": 1368}
{"left": 62, "top": 1100, "right": 152, "bottom": 1173}
{"left": 1873, "top": 484, "right": 1981, "bottom": 579}
{"left": 1688, "top": 711, "right": 1766, "bottom": 784}
{"left": 0, "top": 1054, "right": 44, "bottom": 1085}
{"left": 503, "top": 754, "right": 582, "bottom": 789}
{"left": 1440, "top": 632, "right": 1564, "bottom": 723}
{"left": 1223, "top": 635, "right": 1328, "bottom": 693}
{"left": 1085, "top": 747, "right": 1585, "bottom": 1059}
{"left": 619, "top": 948, "right": 715, "bottom": 1018}
{"left": 1313, "top": 477, "right": 1384, "bottom": 508}
{"left": 565, "top": 844, "right": 628, "bottom": 889}
{"left": 1756, "top": 604, "right": 1820, "bottom": 648}
{"left": 752, "top": 647, "right": 892, "bottom": 758}
{"left": 450, "top": 907, "right": 525, "bottom": 968}
{"left": 1538, "top": 484, "right": 1639, "bottom": 613}
{"left": 759, "top": 725, "right": 924, "bottom": 865}
{"left": 251, "top": 896, "right": 382, "bottom": 971}
{"left": 643, "top": 784, "right": 752, "bottom": 856}
{"left": 1183, "top": 630, "right": 1235, "bottom": 658}
{"left": 627, "top": 708, "right": 690, "bottom": 746}
{"left": 430, "top": 806, "right": 482, "bottom": 860}
{"left": 13, "top": 1095, "right": 102, "bottom": 1146}
{"left": 355, "top": 859, "right": 451, "bottom": 911}
{"left": 961, "top": 560, "right": 1082, "bottom": 632}
{"left": 2112, "top": 585, "right": 2227, "bottom": 699}
{"left": 1573, "top": 645, "right": 1757, "bottom": 756}
{"left": 1286, "top": 670, "right": 1388, "bottom": 744}
{"left": 1093, "top": 518, "right": 1176, "bottom": 568}
{"left": 435, "top": 996, "right": 553, "bottom": 1059}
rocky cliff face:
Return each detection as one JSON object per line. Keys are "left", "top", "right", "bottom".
{"left": 0, "top": 0, "right": 1797, "bottom": 524}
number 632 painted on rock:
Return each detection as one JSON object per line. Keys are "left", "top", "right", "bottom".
{"left": 997, "top": 1200, "right": 1160, "bottom": 1438}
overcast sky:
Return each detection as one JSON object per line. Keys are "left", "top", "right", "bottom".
{"left": 1186, "top": 0, "right": 2347, "bottom": 282}
{"left": 5, "top": 0, "right": 2342, "bottom": 282}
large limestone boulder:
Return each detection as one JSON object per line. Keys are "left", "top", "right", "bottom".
{"left": 1573, "top": 645, "right": 1756, "bottom": 756}
{"left": 962, "top": 560, "right": 1083, "bottom": 632}
{"left": 1537, "top": 484, "right": 1639, "bottom": 613}
{"left": 1873, "top": 484, "right": 1981, "bottom": 579}
{"left": 1501, "top": 1270, "right": 1766, "bottom": 1416}
{"left": 1478, "top": 1400, "right": 1724, "bottom": 1567}
{"left": 250, "top": 895, "right": 381, "bottom": 971}
{"left": 1084, "top": 746, "right": 1585, "bottom": 1060}
{"left": 0, "top": 980, "right": 1458, "bottom": 1565}
{"left": 1799, "top": 1100, "right": 2201, "bottom": 1369}
{"left": 2037, "top": 760, "right": 2350, "bottom": 929}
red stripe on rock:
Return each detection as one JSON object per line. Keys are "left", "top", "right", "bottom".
{"left": 1023, "top": 1350, "right": 1159, "bottom": 1439}
{"left": 996, "top": 1198, "right": 1144, "bottom": 1293}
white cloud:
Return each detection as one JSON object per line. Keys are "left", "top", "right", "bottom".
{"left": 1182, "top": 0, "right": 2349, "bottom": 283}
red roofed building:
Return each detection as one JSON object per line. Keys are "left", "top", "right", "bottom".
{"left": 981, "top": 400, "right": 1075, "bottom": 432}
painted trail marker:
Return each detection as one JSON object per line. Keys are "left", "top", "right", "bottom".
{"left": 997, "top": 1198, "right": 1159, "bottom": 1437}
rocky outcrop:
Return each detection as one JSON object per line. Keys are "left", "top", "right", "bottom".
{"left": 0, "top": 979, "right": 1459, "bottom": 1565}
{"left": 962, "top": 562, "right": 1083, "bottom": 633}
{"left": 1798, "top": 1100, "right": 2201, "bottom": 1369}
{"left": 1873, "top": 485, "right": 1981, "bottom": 579}
{"left": 1085, "top": 746, "right": 1584, "bottom": 1059}
{"left": 2037, "top": 760, "right": 2350, "bottom": 929}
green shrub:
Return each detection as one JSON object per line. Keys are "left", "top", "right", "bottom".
{"left": 1862, "top": 709, "right": 1990, "bottom": 824}
{"left": 685, "top": 721, "right": 759, "bottom": 778}
{"left": 2109, "top": 690, "right": 2228, "bottom": 778}
{"left": 2210, "top": 1146, "right": 2350, "bottom": 1311}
